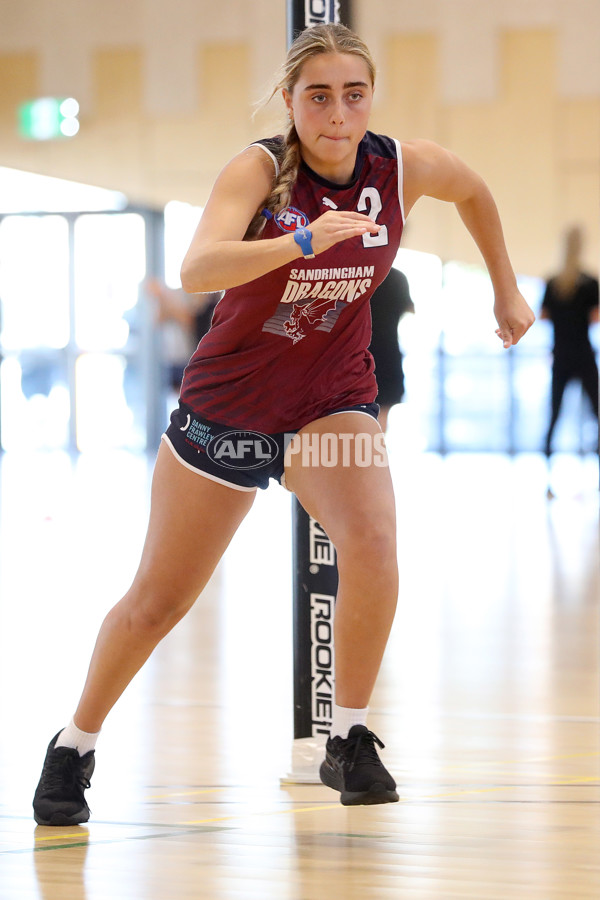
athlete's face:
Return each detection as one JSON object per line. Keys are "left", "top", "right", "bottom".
{"left": 283, "top": 52, "right": 374, "bottom": 184}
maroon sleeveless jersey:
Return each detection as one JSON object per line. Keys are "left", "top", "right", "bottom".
{"left": 180, "top": 131, "right": 405, "bottom": 432}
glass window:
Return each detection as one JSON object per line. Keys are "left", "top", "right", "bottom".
{"left": 441, "top": 262, "right": 500, "bottom": 356}
{"left": 164, "top": 200, "right": 203, "bottom": 289}
{"left": 0, "top": 216, "right": 70, "bottom": 350}
{"left": 0, "top": 215, "right": 71, "bottom": 451}
{"left": 74, "top": 213, "right": 145, "bottom": 351}
{"left": 444, "top": 356, "right": 510, "bottom": 451}
{"left": 75, "top": 352, "right": 144, "bottom": 451}
{"left": 0, "top": 354, "right": 70, "bottom": 451}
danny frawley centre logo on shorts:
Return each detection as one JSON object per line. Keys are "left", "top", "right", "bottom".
{"left": 206, "top": 431, "right": 279, "bottom": 470}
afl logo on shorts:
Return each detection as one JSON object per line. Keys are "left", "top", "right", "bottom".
{"left": 207, "top": 431, "right": 279, "bottom": 470}
{"left": 275, "top": 206, "right": 310, "bottom": 233}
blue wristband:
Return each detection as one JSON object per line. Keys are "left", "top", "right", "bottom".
{"left": 293, "top": 227, "right": 315, "bottom": 259}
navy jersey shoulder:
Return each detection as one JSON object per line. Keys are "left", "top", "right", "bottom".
{"left": 360, "top": 131, "right": 398, "bottom": 159}
{"left": 252, "top": 135, "right": 284, "bottom": 162}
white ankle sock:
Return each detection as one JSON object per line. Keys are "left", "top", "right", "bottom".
{"left": 330, "top": 704, "right": 368, "bottom": 739}
{"left": 54, "top": 719, "right": 100, "bottom": 756}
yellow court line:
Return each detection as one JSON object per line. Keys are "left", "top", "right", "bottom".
{"left": 419, "top": 774, "right": 600, "bottom": 802}
{"left": 140, "top": 750, "right": 600, "bottom": 805}
{"left": 555, "top": 775, "right": 600, "bottom": 784}
{"left": 422, "top": 784, "right": 518, "bottom": 801}
{"left": 185, "top": 773, "right": 600, "bottom": 825}
{"left": 436, "top": 764, "right": 599, "bottom": 784}
{"left": 185, "top": 803, "right": 336, "bottom": 826}
{"left": 146, "top": 787, "right": 230, "bottom": 801}
{"left": 415, "top": 767, "right": 600, "bottom": 782}
{"left": 35, "top": 832, "right": 90, "bottom": 843}
{"left": 441, "top": 750, "right": 600, "bottom": 774}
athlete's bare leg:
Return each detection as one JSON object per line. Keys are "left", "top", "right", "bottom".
{"left": 73, "top": 443, "right": 256, "bottom": 733}
{"left": 284, "top": 413, "right": 398, "bottom": 708}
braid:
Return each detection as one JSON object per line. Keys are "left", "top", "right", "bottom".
{"left": 244, "top": 123, "right": 301, "bottom": 240}
{"left": 268, "top": 124, "right": 302, "bottom": 216}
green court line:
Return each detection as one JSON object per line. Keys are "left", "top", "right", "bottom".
{"left": 1, "top": 825, "right": 233, "bottom": 855}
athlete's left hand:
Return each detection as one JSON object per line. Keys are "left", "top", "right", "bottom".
{"left": 494, "top": 288, "right": 535, "bottom": 348}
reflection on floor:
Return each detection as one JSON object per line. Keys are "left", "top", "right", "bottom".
{"left": 0, "top": 433, "right": 598, "bottom": 899}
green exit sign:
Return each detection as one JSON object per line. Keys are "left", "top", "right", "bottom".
{"left": 18, "top": 97, "right": 80, "bottom": 141}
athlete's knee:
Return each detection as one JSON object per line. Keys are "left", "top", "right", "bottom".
{"left": 118, "top": 582, "right": 195, "bottom": 639}
{"left": 336, "top": 515, "right": 397, "bottom": 573}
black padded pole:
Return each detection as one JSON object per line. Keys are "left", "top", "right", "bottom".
{"left": 286, "top": 0, "right": 353, "bottom": 740}
{"left": 287, "top": 0, "right": 353, "bottom": 46}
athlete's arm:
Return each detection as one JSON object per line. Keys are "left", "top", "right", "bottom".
{"left": 402, "top": 139, "right": 535, "bottom": 348}
{"left": 180, "top": 147, "right": 379, "bottom": 293}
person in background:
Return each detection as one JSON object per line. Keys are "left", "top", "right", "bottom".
{"left": 541, "top": 226, "right": 599, "bottom": 470}
{"left": 146, "top": 278, "right": 223, "bottom": 390}
{"left": 368, "top": 267, "right": 415, "bottom": 433}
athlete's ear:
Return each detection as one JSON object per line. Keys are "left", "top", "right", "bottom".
{"left": 282, "top": 89, "right": 293, "bottom": 116}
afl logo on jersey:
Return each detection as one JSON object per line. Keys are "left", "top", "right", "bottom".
{"left": 275, "top": 206, "right": 310, "bottom": 233}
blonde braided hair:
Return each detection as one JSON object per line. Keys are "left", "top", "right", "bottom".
{"left": 245, "top": 23, "right": 376, "bottom": 240}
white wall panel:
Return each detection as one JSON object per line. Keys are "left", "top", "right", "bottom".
{"left": 0, "top": 0, "right": 598, "bottom": 112}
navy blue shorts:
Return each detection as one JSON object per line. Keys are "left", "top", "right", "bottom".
{"left": 162, "top": 400, "right": 380, "bottom": 491}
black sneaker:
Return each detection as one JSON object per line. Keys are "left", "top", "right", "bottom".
{"left": 319, "top": 724, "right": 399, "bottom": 806}
{"left": 33, "top": 732, "right": 95, "bottom": 826}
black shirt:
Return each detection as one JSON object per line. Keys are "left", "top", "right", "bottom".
{"left": 542, "top": 273, "right": 599, "bottom": 360}
{"left": 368, "top": 268, "right": 414, "bottom": 405}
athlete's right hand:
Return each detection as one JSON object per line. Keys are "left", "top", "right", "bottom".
{"left": 307, "top": 210, "right": 381, "bottom": 255}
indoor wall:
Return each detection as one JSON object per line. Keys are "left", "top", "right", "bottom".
{"left": 0, "top": 0, "right": 598, "bottom": 276}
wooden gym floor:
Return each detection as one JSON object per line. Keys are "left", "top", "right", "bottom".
{"left": 0, "top": 434, "right": 598, "bottom": 899}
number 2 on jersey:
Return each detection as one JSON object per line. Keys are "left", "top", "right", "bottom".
{"left": 357, "top": 187, "right": 389, "bottom": 248}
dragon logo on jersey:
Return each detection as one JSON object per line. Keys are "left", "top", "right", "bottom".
{"left": 262, "top": 267, "right": 375, "bottom": 344}
{"left": 275, "top": 206, "right": 309, "bottom": 232}
{"left": 283, "top": 295, "right": 340, "bottom": 342}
